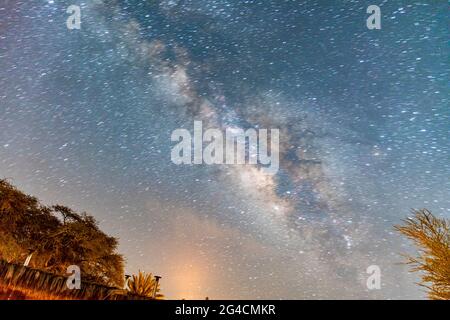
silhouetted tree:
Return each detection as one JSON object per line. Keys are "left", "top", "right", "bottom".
{"left": 0, "top": 179, "right": 124, "bottom": 287}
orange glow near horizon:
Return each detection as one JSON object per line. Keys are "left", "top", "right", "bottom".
{"left": 168, "top": 258, "right": 212, "bottom": 300}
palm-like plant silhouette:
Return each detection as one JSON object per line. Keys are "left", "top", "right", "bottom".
{"left": 127, "top": 271, "right": 164, "bottom": 299}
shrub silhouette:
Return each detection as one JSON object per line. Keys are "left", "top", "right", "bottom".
{"left": 395, "top": 209, "right": 450, "bottom": 300}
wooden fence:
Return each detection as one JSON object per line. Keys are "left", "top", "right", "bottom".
{"left": 0, "top": 259, "right": 149, "bottom": 300}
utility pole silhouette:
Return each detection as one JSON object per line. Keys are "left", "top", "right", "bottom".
{"left": 152, "top": 276, "right": 162, "bottom": 299}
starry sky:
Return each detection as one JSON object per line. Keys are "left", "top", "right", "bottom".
{"left": 0, "top": 0, "right": 448, "bottom": 299}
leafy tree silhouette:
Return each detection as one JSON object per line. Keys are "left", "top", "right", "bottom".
{"left": 0, "top": 179, "right": 124, "bottom": 288}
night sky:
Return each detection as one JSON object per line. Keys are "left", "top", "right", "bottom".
{"left": 0, "top": 1, "right": 449, "bottom": 299}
